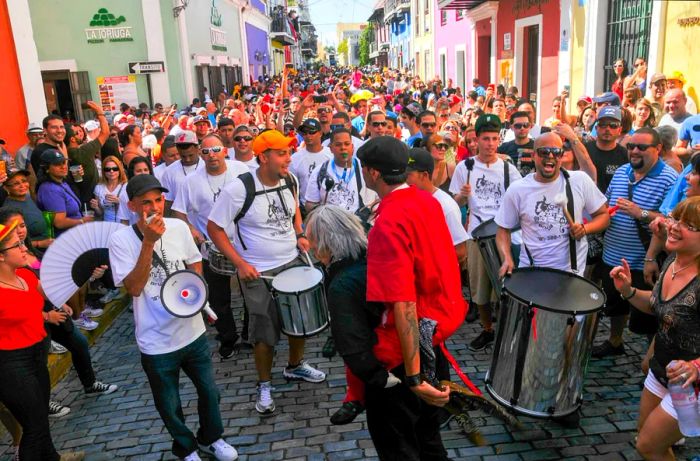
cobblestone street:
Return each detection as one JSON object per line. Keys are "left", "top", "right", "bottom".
{"left": 1, "top": 307, "right": 699, "bottom": 460}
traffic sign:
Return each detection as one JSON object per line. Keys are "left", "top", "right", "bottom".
{"left": 128, "top": 61, "right": 165, "bottom": 74}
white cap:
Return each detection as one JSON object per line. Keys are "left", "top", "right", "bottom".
{"left": 84, "top": 120, "right": 100, "bottom": 132}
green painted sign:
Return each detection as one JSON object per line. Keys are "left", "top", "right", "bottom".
{"left": 85, "top": 8, "right": 133, "bottom": 43}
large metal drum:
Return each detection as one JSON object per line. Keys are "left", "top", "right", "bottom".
{"left": 471, "top": 218, "right": 502, "bottom": 295}
{"left": 271, "top": 266, "right": 329, "bottom": 337}
{"left": 203, "top": 241, "right": 237, "bottom": 276}
{"left": 485, "top": 267, "right": 605, "bottom": 418}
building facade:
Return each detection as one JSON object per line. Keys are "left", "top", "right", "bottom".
{"left": 412, "top": 0, "right": 435, "bottom": 81}
{"left": 244, "top": 0, "right": 272, "bottom": 81}
{"left": 434, "top": 4, "right": 471, "bottom": 94}
{"left": 385, "top": 0, "right": 412, "bottom": 70}
{"left": 368, "top": 0, "right": 390, "bottom": 68}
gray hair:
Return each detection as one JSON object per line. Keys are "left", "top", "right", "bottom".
{"left": 654, "top": 125, "right": 677, "bottom": 152}
{"left": 305, "top": 205, "right": 367, "bottom": 261}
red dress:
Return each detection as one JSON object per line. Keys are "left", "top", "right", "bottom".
{"left": 366, "top": 186, "right": 467, "bottom": 370}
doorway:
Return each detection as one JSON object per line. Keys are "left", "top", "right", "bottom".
{"left": 477, "top": 35, "right": 491, "bottom": 84}
{"left": 456, "top": 49, "right": 466, "bottom": 94}
{"left": 523, "top": 25, "right": 539, "bottom": 102}
{"left": 42, "top": 71, "right": 75, "bottom": 120}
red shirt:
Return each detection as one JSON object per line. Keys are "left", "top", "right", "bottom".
{"left": 367, "top": 186, "right": 467, "bottom": 369}
{"left": 0, "top": 268, "right": 46, "bottom": 350}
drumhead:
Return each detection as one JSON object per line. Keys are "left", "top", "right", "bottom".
{"left": 272, "top": 266, "right": 323, "bottom": 293}
{"left": 472, "top": 218, "right": 498, "bottom": 240}
{"left": 503, "top": 267, "right": 605, "bottom": 314}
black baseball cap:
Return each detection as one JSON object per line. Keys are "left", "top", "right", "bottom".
{"left": 299, "top": 118, "right": 321, "bottom": 133}
{"left": 357, "top": 136, "right": 408, "bottom": 175}
{"left": 39, "top": 149, "right": 67, "bottom": 166}
{"left": 407, "top": 148, "right": 434, "bottom": 176}
{"left": 126, "top": 174, "right": 168, "bottom": 200}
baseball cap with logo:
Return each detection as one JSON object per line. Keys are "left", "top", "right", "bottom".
{"left": 407, "top": 148, "right": 434, "bottom": 176}
{"left": 193, "top": 115, "right": 211, "bottom": 126}
{"left": 597, "top": 105, "right": 622, "bottom": 122}
{"left": 175, "top": 130, "right": 198, "bottom": 145}
{"left": 474, "top": 114, "right": 502, "bottom": 135}
{"left": 356, "top": 136, "right": 409, "bottom": 175}
{"left": 298, "top": 118, "right": 321, "bottom": 133}
{"left": 592, "top": 92, "right": 621, "bottom": 106}
{"left": 402, "top": 102, "right": 423, "bottom": 118}
{"left": 39, "top": 149, "right": 67, "bottom": 166}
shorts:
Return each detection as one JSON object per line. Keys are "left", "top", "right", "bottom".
{"left": 595, "top": 262, "right": 656, "bottom": 335}
{"left": 467, "top": 240, "right": 497, "bottom": 305}
{"left": 644, "top": 369, "right": 677, "bottom": 420}
{"left": 240, "top": 256, "right": 303, "bottom": 347}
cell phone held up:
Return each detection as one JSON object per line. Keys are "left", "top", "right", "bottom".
{"left": 313, "top": 95, "right": 327, "bottom": 104}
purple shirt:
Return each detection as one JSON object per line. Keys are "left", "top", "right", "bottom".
{"left": 37, "top": 180, "right": 82, "bottom": 236}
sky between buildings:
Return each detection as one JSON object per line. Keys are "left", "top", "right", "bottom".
{"left": 307, "top": 0, "right": 374, "bottom": 47}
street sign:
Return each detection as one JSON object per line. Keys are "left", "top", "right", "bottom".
{"left": 128, "top": 61, "right": 165, "bottom": 74}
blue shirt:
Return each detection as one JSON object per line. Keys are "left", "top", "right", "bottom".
{"left": 660, "top": 163, "right": 692, "bottom": 216}
{"left": 406, "top": 132, "right": 423, "bottom": 147}
{"left": 679, "top": 114, "right": 700, "bottom": 148}
{"left": 351, "top": 115, "right": 365, "bottom": 134}
{"left": 603, "top": 161, "right": 678, "bottom": 270}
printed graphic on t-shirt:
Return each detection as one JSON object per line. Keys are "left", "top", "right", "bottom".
{"left": 147, "top": 258, "right": 183, "bottom": 303}
{"left": 533, "top": 195, "right": 568, "bottom": 236}
{"left": 266, "top": 200, "right": 292, "bottom": 236}
{"left": 327, "top": 182, "right": 356, "bottom": 210}
{"left": 474, "top": 174, "right": 503, "bottom": 205}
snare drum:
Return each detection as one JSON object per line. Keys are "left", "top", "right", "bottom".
{"left": 271, "top": 266, "right": 329, "bottom": 337}
{"left": 471, "top": 219, "right": 502, "bottom": 295}
{"left": 485, "top": 267, "right": 605, "bottom": 418}
{"left": 204, "top": 241, "right": 237, "bottom": 276}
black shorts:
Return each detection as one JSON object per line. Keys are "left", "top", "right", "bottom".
{"left": 595, "top": 262, "right": 657, "bottom": 335}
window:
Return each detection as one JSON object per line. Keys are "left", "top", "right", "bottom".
{"left": 456, "top": 9, "right": 464, "bottom": 21}
{"left": 441, "top": 10, "right": 447, "bottom": 26}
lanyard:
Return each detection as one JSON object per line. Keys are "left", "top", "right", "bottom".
{"left": 330, "top": 157, "right": 355, "bottom": 185}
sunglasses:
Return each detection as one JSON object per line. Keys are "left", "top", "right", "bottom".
{"left": 234, "top": 136, "right": 253, "bottom": 142}
{"left": 598, "top": 122, "right": 621, "bottom": 129}
{"left": 317, "top": 108, "right": 332, "bottom": 114}
{"left": 371, "top": 121, "right": 387, "bottom": 127}
{"left": 104, "top": 167, "right": 120, "bottom": 172}
{"left": 330, "top": 124, "right": 345, "bottom": 131}
{"left": 301, "top": 130, "right": 319, "bottom": 135}
{"left": 201, "top": 146, "right": 224, "bottom": 155}
{"left": 0, "top": 241, "right": 26, "bottom": 252}
{"left": 421, "top": 122, "right": 437, "bottom": 128}
{"left": 513, "top": 123, "right": 530, "bottom": 129}
{"left": 536, "top": 147, "right": 565, "bottom": 158}
{"left": 443, "top": 125, "right": 458, "bottom": 131}
{"left": 434, "top": 143, "right": 450, "bottom": 151}
{"left": 627, "top": 143, "right": 656, "bottom": 151}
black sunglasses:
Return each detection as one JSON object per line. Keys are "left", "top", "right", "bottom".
{"left": 234, "top": 136, "right": 253, "bottom": 142}
{"left": 598, "top": 121, "right": 621, "bottom": 129}
{"left": 513, "top": 123, "right": 530, "bottom": 129}
{"left": 421, "top": 122, "right": 436, "bottom": 128}
{"left": 536, "top": 147, "right": 565, "bottom": 158}
{"left": 627, "top": 143, "right": 655, "bottom": 152}
{"left": 201, "top": 146, "right": 224, "bottom": 155}
{"left": 301, "top": 129, "right": 319, "bottom": 135}
{"left": 371, "top": 121, "right": 387, "bottom": 127}
{"left": 104, "top": 167, "right": 120, "bottom": 172}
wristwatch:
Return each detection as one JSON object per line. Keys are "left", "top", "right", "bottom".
{"left": 640, "top": 209, "right": 650, "bottom": 223}
{"left": 296, "top": 232, "right": 307, "bottom": 240}
{"left": 405, "top": 373, "right": 422, "bottom": 387}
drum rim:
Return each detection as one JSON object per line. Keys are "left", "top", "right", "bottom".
{"left": 471, "top": 218, "right": 497, "bottom": 240}
{"left": 271, "top": 265, "right": 325, "bottom": 295}
{"left": 502, "top": 266, "right": 606, "bottom": 314}
{"left": 160, "top": 269, "right": 210, "bottom": 318}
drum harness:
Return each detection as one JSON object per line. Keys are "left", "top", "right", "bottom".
{"left": 463, "top": 156, "right": 511, "bottom": 224}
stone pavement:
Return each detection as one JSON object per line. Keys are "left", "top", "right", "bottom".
{"left": 1, "top": 306, "right": 699, "bottom": 461}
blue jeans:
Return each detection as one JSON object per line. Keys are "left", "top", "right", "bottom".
{"left": 140, "top": 334, "right": 223, "bottom": 457}
{"left": 48, "top": 322, "right": 95, "bottom": 388}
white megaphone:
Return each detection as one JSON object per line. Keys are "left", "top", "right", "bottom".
{"left": 160, "top": 270, "right": 218, "bottom": 322}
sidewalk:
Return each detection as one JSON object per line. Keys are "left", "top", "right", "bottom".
{"left": 1, "top": 307, "right": 698, "bottom": 460}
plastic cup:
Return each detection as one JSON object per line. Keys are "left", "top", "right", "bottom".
{"left": 70, "top": 165, "right": 83, "bottom": 183}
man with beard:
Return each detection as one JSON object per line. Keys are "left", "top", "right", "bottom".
{"left": 495, "top": 132, "right": 609, "bottom": 278}
{"left": 591, "top": 127, "right": 677, "bottom": 358}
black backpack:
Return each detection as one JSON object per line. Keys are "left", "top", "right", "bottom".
{"left": 233, "top": 171, "right": 298, "bottom": 250}
{"left": 314, "top": 158, "right": 365, "bottom": 209}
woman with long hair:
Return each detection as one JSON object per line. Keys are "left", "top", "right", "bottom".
{"left": 611, "top": 58, "right": 628, "bottom": 102}
{"left": 631, "top": 98, "right": 657, "bottom": 134}
{"left": 576, "top": 106, "right": 596, "bottom": 143}
{"left": 118, "top": 125, "right": 147, "bottom": 168}
{"left": 610, "top": 197, "right": 700, "bottom": 460}
{"left": 90, "top": 156, "right": 127, "bottom": 223}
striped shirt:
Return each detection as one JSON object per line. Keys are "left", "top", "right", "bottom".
{"left": 603, "top": 161, "right": 678, "bottom": 270}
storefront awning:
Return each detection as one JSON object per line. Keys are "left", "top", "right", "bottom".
{"left": 437, "top": 0, "right": 486, "bottom": 10}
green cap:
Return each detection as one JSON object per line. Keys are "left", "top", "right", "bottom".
{"left": 474, "top": 113, "right": 502, "bottom": 135}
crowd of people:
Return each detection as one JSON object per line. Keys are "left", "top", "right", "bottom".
{"left": 0, "top": 60, "right": 699, "bottom": 461}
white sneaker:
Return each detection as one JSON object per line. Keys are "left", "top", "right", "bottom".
{"left": 199, "top": 439, "right": 238, "bottom": 461}
{"left": 183, "top": 452, "right": 202, "bottom": 461}
{"left": 283, "top": 360, "right": 326, "bottom": 383}
{"left": 110, "top": 288, "right": 126, "bottom": 300}
{"left": 83, "top": 305, "right": 104, "bottom": 318}
{"left": 50, "top": 340, "right": 68, "bottom": 354}
{"left": 255, "top": 381, "right": 275, "bottom": 414}
{"left": 74, "top": 313, "right": 98, "bottom": 331}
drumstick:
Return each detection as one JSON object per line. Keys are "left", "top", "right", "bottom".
{"left": 258, "top": 275, "right": 275, "bottom": 280}
{"left": 553, "top": 193, "right": 574, "bottom": 226}
{"left": 303, "top": 250, "right": 314, "bottom": 268}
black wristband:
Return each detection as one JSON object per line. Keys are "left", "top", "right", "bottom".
{"left": 296, "top": 232, "right": 306, "bottom": 240}
{"left": 405, "top": 373, "right": 422, "bottom": 387}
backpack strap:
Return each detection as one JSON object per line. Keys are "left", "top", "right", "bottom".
{"left": 233, "top": 172, "right": 256, "bottom": 251}
{"left": 504, "top": 159, "right": 510, "bottom": 191}
{"left": 560, "top": 168, "right": 577, "bottom": 272}
{"left": 316, "top": 159, "right": 331, "bottom": 191}
{"left": 353, "top": 157, "right": 365, "bottom": 209}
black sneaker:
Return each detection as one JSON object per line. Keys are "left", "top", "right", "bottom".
{"left": 48, "top": 400, "right": 70, "bottom": 418}
{"left": 330, "top": 401, "right": 364, "bottom": 425}
{"left": 465, "top": 306, "right": 479, "bottom": 323}
{"left": 322, "top": 337, "right": 336, "bottom": 358}
{"left": 219, "top": 342, "right": 236, "bottom": 359}
{"left": 85, "top": 381, "right": 118, "bottom": 395}
{"left": 469, "top": 330, "right": 494, "bottom": 351}
{"left": 591, "top": 340, "right": 625, "bottom": 358}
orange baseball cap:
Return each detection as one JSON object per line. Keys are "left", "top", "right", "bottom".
{"left": 252, "top": 130, "right": 295, "bottom": 155}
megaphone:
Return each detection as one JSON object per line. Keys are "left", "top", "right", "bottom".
{"left": 160, "top": 270, "right": 218, "bottom": 322}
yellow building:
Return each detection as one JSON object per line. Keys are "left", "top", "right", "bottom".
{"left": 412, "top": 0, "right": 434, "bottom": 81}
{"left": 336, "top": 22, "right": 365, "bottom": 66}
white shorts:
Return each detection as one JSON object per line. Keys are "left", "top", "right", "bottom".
{"left": 644, "top": 370, "right": 678, "bottom": 420}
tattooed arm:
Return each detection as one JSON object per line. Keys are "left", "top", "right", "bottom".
{"left": 394, "top": 301, "right": 450, "bottom": 406}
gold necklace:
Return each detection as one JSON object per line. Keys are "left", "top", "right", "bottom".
{"left": 671, "top": 260, "right": 695, "bottom": 280}
{"left": 0, "top": 277, "right": 26, "bottom": 290}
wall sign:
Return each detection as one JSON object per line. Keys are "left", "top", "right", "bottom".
{"left": 209, "top": 0, "right": 227, "bottom": 51}
{"left": 504, "top": 33, "right": 512, "bottom": 51}
{"left": 97, "top": 76, "right": 138, "bottom": 112}
{"left": 85, "top": 8, "right": 133, "bottom": 44}
{"left": 678, "top": 17, "right": 700, "bottom": 27}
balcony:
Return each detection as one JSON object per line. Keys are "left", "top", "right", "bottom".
{"left": 269, "top": 1, "right": 296, "bottom": 45}
{"left": 385, "top": 0, "right": 410, "bottom": 22}
{"left": 301, "top": 39, "right": 317, "bottom": 56}
{"left": 369, "top": 41, "right": 379, "bottom": 59}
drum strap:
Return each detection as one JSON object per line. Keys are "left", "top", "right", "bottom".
{"left": 132, "top": 224, "right": 175, "bottom": 276}
{"left": 521, "top": 170, "right": 577, "bottom": 271}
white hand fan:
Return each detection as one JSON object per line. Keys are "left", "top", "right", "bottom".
{"left": 40, "top": 221, "right": 126, "bottom": 308}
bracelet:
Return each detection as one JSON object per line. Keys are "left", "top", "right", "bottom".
{"left": 621, "top": 287, "right": 637, "bottom": 301}
{"left": 582, "top": 223, "right": 587, "bottom": 236}
{"left": 296, "top": 232, "right": 307, "bottom": 240}
{"left": 643, "top": 258, "right": 657, "bottom": 263}
{"left": 404, "top": 373, "right": 422, "bottom": 387}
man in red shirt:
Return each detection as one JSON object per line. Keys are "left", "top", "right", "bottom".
{"left": 357, "top": 136, "right": 467, "bottom": 460}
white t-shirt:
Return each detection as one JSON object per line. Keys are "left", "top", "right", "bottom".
{"left": 172, "top": 160, "right": 249, "bottom": 237}
{"left": 304, "top": 156, "right": 377, "bottom": 212}
{"left": 432, "top": 188, "right": 468, "bottom": 246}
{"left": 93, "top": 182, "right": 125, "bottom": 223}
{"left": 289, "top": 147, "right": 332, "bottom": 204}
{"left": 208, "top": 172, "right": 299, "bottom": 272}
{"left": 109, "top": 218, "right": 205, "bottom": 355}
{"left": 161, "top": 159, "right": 203, "bottom": 202}
{"left": 116, "top": 186, "right": 138, "bottom": 225}
{"left": 321, "top": 136, "right": 365, "bottom": 152}
{"left": 449, "top": 157, "right": 522, "bottom": 239}
{"left": 494, "top": 171, "right": 607, "bottom": 275}
{"left": 153, "top": 162, "right": 167, "bottom": 183}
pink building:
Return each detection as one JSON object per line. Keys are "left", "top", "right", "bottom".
{"left": 433, "top": 2, "right": 472, "bottom": 95}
